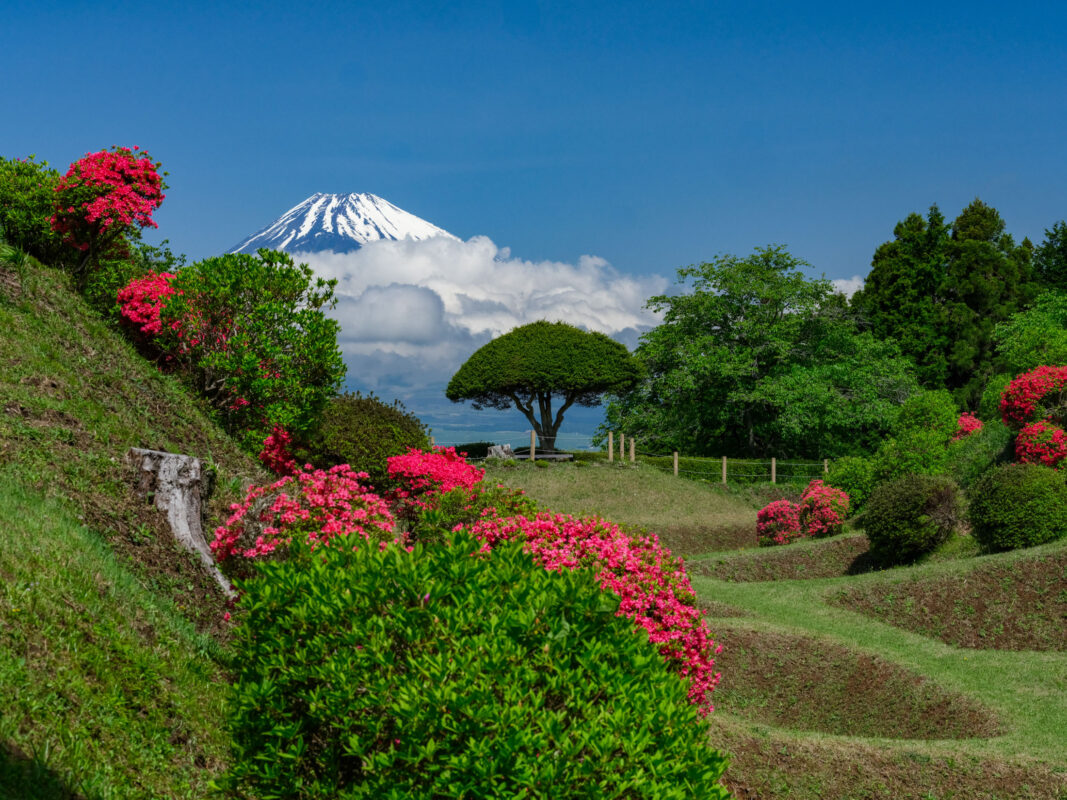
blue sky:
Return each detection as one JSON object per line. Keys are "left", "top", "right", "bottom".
{"left": 5, "top": 0, "right": 1067, "bottom": 440}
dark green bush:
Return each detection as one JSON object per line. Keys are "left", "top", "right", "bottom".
{"left": 969, "top": 463, "right": 1067, "bottom": 553}
{"left": 453, "top": 441, "right": 495, "bottom": 459}
{"left": 296, "top": 392, "right": 430, "bottom": 486}
{"left": 218, "top": 532, "right": 729, "bottom": 799}
{"left": 863, "top": 474, "right": 963, "bottom": 565}
{"left": 0, "top": 155, "right": 73, "bottom": 267}
{"left": 944, "top": 420, "right": 1013, "bottom": 488}
{"left": 826, "top": 455, "right": 875, "bottom": 514}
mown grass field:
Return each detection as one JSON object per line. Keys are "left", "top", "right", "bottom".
{"left": 489, "top": 459, "right": 1067, "bottom": 800}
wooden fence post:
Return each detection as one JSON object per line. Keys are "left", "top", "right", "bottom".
{"left": 530, "top": 430, "right": 536, "bottom": 462}
{"left": 629, "top": 438, "right": 635, "bottom": 463}
{"left": 771, "top": 457, "right": 776, "bottom": 484}
{"left": 608, "top": 431, "right": 614, "bottom": 462}
{"left": 430, "top": 435, "right": 435, "bottom": 448}
{"left": 824, "top": 458, "right": 829, "bottom": 474}
{"left": 619, "top": 433, "right": 625, "bottom": 462}
{"left": 722, "top": 456, "right": 727, "bottom": 485}
{"left": 673, "top": 451, "right": 678, "bottom": 477}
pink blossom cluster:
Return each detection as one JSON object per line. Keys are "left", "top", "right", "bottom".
{"left": 259, "top": 425, "right": 297, "bottom": 476}
{"left": 952, "top": 412, "right": 983, "bottom": 441}
{"left": 756, "top": 480, "right": 850, "bottom": 546}
{"left": 756, "top": 499, "right": 803, "bottom": 546}
{"left": 1000, "top": 365, "right": 1067, "bottom": 428}
{"left": 1015, "top": 420, "right": 1067, "bottom": 468}
{"left": 386, "top": 447, "right": 486, "bottom": 519}
{"left": 211, "top": 463, "right": 398, "bottom": 562}
{"left": 459, "top": 512, "right": 720, "bottom": 715}
{"left": 116, "top": 270, "right": 176, "bottom": 336}
{"left": 49, "top": 146, "right": 164, "bottom": 249}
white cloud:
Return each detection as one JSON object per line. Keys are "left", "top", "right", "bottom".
{"left": 295, "top": 236, "right": 667, "bottom": 431}
{"left": 832, "top": 275, "right": 864, "bottom": 298}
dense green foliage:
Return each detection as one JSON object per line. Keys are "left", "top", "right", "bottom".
{"left": 863, "top": 474, "right": 963, "bottom": 565}
{"left": 894, "top": 389, "right": 959, "bottom": 441}
{"left": 158, "top": 249, "right": 345, "bottom": 451}
{"left": 447, "top": 320, "right": 641, "bottom": 451}
{"left": 604, "top": 247, "right": 917, "bottom": 457}
{"left": 296, "top": 392, "right": 430, "bottom": 486}
{"left": 969, "top": 464, "right": 1067, "bottom": 553}
{"left": 219, "top": 533, "right": 728, "bottom": 799}
{"left": 978, "top": 373, "right": 1014, "bottom": 422}
{"left": 944, "top": 420, "right": 1013, "bottom": 488}
{"left": 853, "top": 200, "right": 1037, "bottom": 405}
{"left": 1034, "top": 220, "right": 1067, "bottom": 291}
{"left": 825, "top": 456, "right": 876, "bottom": 514}
{"left": 0, "top": 155, "right": 71, "bottom": 266}
{"left": 993, "top": 290, "right": 1067, "bottom": 375}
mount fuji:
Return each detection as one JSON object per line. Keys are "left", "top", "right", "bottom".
{"left": 229, "top": 192, "right": 457, "bottom": 254}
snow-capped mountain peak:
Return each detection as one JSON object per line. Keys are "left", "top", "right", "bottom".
{"left": 229, "top": 192, "right": 457, "bottom": 254}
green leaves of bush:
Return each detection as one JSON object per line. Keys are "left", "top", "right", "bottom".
{"left": 863, "top": 474, "right": 963, "bottom": 565}
{"left": 969, "top": 463, "right": 1067, "bottom": 553}
{"left": 218, "top": 533, "right": 729, "bottom": 799}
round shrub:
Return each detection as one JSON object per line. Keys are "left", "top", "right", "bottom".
{"left": 218, "top": 532, "right": 730, "bottom": 799}
{"left": 799, "top": 479, "right": 849, "bottom": 536}
{"left": 1015, "top": 420, "right": 1067, "bottom": 468}
{"left": 871, "top": 429, "right": 950, "bottom": 485}
{"left": 969, "top": 463, "right": 1067, "bottom": 552}
{"left": 863, "top": 474, "right": 963, "bottom": 565}
{"left": 894, "top": 389, "right": 959, "bottom": 440}
{"left": 756, "top": 498, "right": 802, "bottom": 546}
{"left": 826, "top": 455, "right": 875, "bottom": 513}
{"left": 999, "top": 365, "right": 1067, "bottom": 429}
{"left": 296, "top": 391, "right": 430, "bottom": 486}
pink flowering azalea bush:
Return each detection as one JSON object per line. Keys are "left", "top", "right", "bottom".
{"left": 116, "top": 270, "right": 176, "bottom": 338}
{"left": 1000, "top": 365, "right": 1067, "bottom": 428}
{"left": 952, "top": 411, "right": 983, "bottom": 441}
{"left": 211, "top": 463, "right": 398, "bottom": 570}
{"left": 385, "top": 446, "right": 486, "bottom": 521}
{"left": 756, "top": 480, "right": 850, "bottom": 546}
{"left": 259, "top": 425, "right": 297, "bottom": 476}
{"left": 1015, "top": 420, "right": 1067, "bottom": 468}
{"left": 459, "top": 512, "right": 720, "bottom": 715}
{"left": 756, "top": 499, "right": 803, "bottom": 546}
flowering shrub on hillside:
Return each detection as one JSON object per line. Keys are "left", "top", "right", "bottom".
{"left": 1000, "top": 365, "right": 1067, "bottom": 428}
{"left": 259, "top": 425, "right": 297, "bottom": 475}
{"left": 952, "top": 411, "right": 983, "bottom": 441}
{"left": 756, "top": 499, "right": 803, "bottom": 546}
{"left": 116, "top": 270, "right": 176, "bottom": 337}
{"left": 459, "top": 512, "right": 720, "bottom": 715}
{"left": 1015, "top": 420, "right": 1067, "bottom": 468}
{"left": 386, "top": 447, "right": 485, "bottom": 521}
{"left": 799, "top": 479, "right": 849, "bottom": 537}
{"left": 211, "top": 464, "right": 397, "bottom": 566}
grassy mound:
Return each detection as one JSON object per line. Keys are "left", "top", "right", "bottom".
{"left": 834, "top": 542, "right": 1067, "bottom": 651}
{"left": 694, "top": 533, "right": 875, "bottom": 582}
{"left": 710, "top": 622, "right": 1000, "bottom": 739}
{"left": 484, "top": 460, "right": 757, "bottom": 556}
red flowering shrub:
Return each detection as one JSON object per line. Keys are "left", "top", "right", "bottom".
{"left": 385, "top": 447, "right": 485, "bottom": 521}
{"left": 952, "top": 411, "right": 983, "bottom": 441}
{"left": 211, "top": 464, "right": 397, "bottom": 566}
{"left": 799, "top": 479, "right": 849, "bottom": 537}
{"left": 50, "top": 146, "right": 165, "bottom": 280}
{"left": 756, "top": 499, "right": 803, "bottom": 546}
{"left": 1000, "top": 365, "right": 1067, "bottom": 428}
{"left": 459, "top": 512, "right": 720, "bottom": 715}
{"left": 116, "top": 270, "right": 176, "bottom": 337}
{"left": 1015, "top": 421, "right": 1067, "bottom": 468}
{"left": 259, "top": 426, "right": 297, "bottom": 475}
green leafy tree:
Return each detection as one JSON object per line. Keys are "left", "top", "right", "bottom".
{"left": 605, "top": 246, "right": 917, "bottom": 457}
{"left": 993, "top": 290, "right": 1067, "bottom": 374}
{"left": 446, "top": 321, "right": 641, "bottom": 451}
{"left": 159, "top": 249, "right": 345, "bottom": 451}
{"left": 0, "top": 155, "right": 72, "bottom": 266}
{"left": 1034, "top": 220, "right": 1067, "bottom": 291}
{"left": 854, "top": 200, "right": 1036, "bottom": 406}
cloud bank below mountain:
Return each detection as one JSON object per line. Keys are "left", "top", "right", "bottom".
{"left": 296, "top": 235, "right": 667, "bottom": 435}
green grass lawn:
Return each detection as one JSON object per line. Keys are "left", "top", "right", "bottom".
{"left": 495, "top": 458, "right": 1067, "bottom": 799}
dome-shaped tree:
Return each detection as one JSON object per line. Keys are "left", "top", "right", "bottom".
{"left": 446, "top": 321, "right": 641, "bottom": 452}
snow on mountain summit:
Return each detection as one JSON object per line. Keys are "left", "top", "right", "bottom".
{"left": 229, "top": 192, "right": 457, "bottom": 254}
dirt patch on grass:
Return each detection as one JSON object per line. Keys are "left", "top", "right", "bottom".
{"left": 711, "top": 623, "right": 1000, "bottom": 740}
{"left": 694, "top": 534, "right": 876, "bottom": 582}
{"left": 711, "top": 716, "right": 1067, "bottom": 800}
{"left": 834, "top": 549, "right": 1067, "bottom": 651}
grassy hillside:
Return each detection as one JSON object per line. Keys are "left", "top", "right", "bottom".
{"left": 0, "top": 257, "right": 264, "bottom": 796}
{"left": 500, "top": 459, "right": 1067, "bottom": 800}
